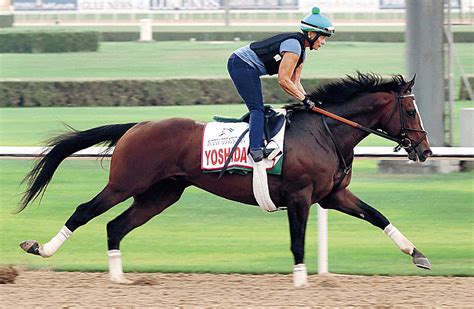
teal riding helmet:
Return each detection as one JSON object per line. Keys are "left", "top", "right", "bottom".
{"left": 300, "top": 7, "right": 335, "bottom": 37}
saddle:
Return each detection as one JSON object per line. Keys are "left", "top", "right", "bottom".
{"left": 213, "top": 105, "right": 286, "bottom": 142}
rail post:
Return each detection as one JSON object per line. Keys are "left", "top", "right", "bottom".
{"left": 318, "top": 206, "right": 329, "bottom": 274}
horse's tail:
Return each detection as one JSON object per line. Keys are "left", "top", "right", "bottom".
{"left": 17, "top": 123, "right": 138, "bottom": 213}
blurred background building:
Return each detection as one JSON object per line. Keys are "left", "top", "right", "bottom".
{"left": 2, "top": 0, "right": 472, "bottom": 25}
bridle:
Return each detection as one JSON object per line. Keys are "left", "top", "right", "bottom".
{"left": 388, "top": 93, "right": 428, "bottom": 154}
{"left": 309, "top": 91, "right": 428, "bottom": 174}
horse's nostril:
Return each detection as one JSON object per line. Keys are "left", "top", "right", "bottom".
{"left": 423, "top": 150, "right": 433, "bottom": 158}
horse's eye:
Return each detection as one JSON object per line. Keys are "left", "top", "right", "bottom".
{"left": 406, "top": 109, "right": 416, "bottom": 118}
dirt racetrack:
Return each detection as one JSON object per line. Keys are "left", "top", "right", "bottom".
{"left": 1, "top": 269, "right": 473, "bottom": 307}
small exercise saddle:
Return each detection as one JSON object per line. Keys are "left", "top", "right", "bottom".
{"left": 213, "top": 106, "right": 286, "bottom": 143}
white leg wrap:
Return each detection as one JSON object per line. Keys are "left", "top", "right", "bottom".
{"left": 384, "top": 224, "right": 415, "bottom": 255}
{"left": 107, "top": 250, "right": 132, "bottom": 284}
{"left": 39, "top": 226, "right": 72, "bottom": 258}
{"left": 293, "top": 263, "right": 308, "bottom": 288}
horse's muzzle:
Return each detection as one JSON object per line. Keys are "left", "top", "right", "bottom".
{"left": 419, "top": 149, "right": 433, "bottom": 162}
{"left": 413, "top": 149, "right": 432, "bottom": 162}
{"left": 408, "top": 147, "right": 432, "bottom": 163}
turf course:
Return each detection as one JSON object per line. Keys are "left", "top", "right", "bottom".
{"left": 1, "top": 159, "right": 472, "bottom": 275}
{"left": 1, "top": 101, "right": 472, "bottom": 146}
{"left": 1, "top": 42, "right": 472, "bottom": 83}
{"left": 1, "top": 41, "right": 471, "bottom": 100}
{"left": 0, "top": 106, "right": 473, "bottom": 276}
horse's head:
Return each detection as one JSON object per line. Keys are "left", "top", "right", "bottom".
{"left": 383, "top": 75, "right": 432, "bottom": 162}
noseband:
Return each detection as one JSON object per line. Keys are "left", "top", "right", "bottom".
{"left": 309, "top": 91, "right": 428, "bottom": 175}
{"left": 388, "top": 93, "right": 428, "bottom": 154}
{"left": 310, "top": 92, "right": 427, "bottom": 153}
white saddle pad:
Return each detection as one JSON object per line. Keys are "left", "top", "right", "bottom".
{"left": 201, "top": 112, "right": 286, "bottom": 172}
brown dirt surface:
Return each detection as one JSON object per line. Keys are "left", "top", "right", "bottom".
{"left": 0, "top": 266, "right": 18, "bottom": 284}
{"left": 0, "top": 270, "right": 472, "bottom": 308}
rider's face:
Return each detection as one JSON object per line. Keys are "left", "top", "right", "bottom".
{"left": 312, "top": 35, "right": 327, "bottom": 50}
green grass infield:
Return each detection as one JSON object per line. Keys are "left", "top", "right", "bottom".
{"left": 1, "top": 42, "right": 472, "bottom": 83}
{"left": 1, "top": 159, "right": 472, "bottom": 276}
{"left": 0, "top": 105, "right": 473, "bottom": 276}
{"left": 1, "top": 41, "right": 471, "bottom": 102}
{"left": 1, "top": 102, "right": 472, "bottom": 147}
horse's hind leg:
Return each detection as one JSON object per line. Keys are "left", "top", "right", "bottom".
{"left": 20, "top": 184, "right": 131, "bottom": 258}
{"left": 319, "top": 188, "right": 431, "bottom": 270}
{"left": 105, "top": 178, "right": 186, "bottom": 284}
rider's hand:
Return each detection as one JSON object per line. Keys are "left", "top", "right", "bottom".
{"left": 301, "top": 96, "right": 318, "bottom": 109}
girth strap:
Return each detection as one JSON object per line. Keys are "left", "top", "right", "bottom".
{"left": 218, "top": 127, "right": 249, "bottom": 179}
{"left": 321, "top": 114, "right": 351, "bottom": 175}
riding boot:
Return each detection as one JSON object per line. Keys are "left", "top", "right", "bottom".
{"left": 249, "top": 148, "right": 264, "bottom": 162}
{"left": 248, "top": 109, "right": 265, "bottom": 162}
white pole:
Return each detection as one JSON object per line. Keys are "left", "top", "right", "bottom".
{"left": 459, "top": 109, "right": 474, "bottom": 147}
{"left": 317, "top": 205, "right": 328, "bottom": 274}
{"left": 224, "top": 0, "right": 230, "bottom": 26}
{"left": 139, "top": 19, "right": 153, "bottom": 42}
{"left": 446, "top": 0, "right": 455, "bottom": 146}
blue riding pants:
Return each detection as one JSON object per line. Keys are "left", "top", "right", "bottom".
{"left": 227, "top": 53, "right": 264, "bottom": 150}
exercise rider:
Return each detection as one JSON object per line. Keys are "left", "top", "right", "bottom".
{"left": 227, "top": 7, "right": 335, "bottom": 162}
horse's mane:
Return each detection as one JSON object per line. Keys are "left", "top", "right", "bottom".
{"left": 285, "top": 72, "right": 406, "bottom": 111}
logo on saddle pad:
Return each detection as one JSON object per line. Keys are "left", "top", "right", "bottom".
{"left": 201, "top": 121, "right": 286, "bottom": 174}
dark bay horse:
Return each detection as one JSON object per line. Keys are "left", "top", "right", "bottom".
{"left": 19, "top": 72, "right": 433, "bottom": 287}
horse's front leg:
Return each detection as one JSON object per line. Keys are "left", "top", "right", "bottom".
{"left": 286, "top": 193, "right": 311, "bottom": 287}
{"left": 319, "top": 188, "right": 431, "bottom": 270}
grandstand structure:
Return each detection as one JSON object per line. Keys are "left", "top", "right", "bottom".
{"left": 2, "top": 0, "right": 473, "bottom": 25}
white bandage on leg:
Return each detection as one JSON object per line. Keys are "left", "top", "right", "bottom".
{"left": 108, "top": 250, "right": 132, "bottom": 284}
{"left": 384, "top": 224, "right": 415, "bottom": 255}
{"left": 108, "top": 250, "right": 124, "bottom": 280}
{"left": 39, "top": 226, "right": 72, "bottom": 258}
{"left": 293, "top": 263, "right": 308, "bottom": 288}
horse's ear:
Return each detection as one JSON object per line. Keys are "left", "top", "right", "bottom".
{"left": 401, "top": 74, "right": 416, "bottom": 93}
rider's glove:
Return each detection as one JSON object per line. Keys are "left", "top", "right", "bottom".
{"left": 301, "top": 96, "right": 318, "bottom": 109}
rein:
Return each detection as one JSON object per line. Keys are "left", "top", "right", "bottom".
{"left": 310, "top": 92, "right": 427, "bottom": 177}
{"left": 310, "top": 93, "right": 423, "bottom": 153}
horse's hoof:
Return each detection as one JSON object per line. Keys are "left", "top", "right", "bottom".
{"left": 110, "top": 276, "right": 133, "bottom": 285}
{"left": 20, "top": 240, "right": 41, "bottom": 256}
{"left": 412, "top": 248, "right": 432, "bottom": 270}
{"left": 293, "top": 264, "right": 309, "bottom": 288}
{"left": 294, "top": 281, "right": 310, "bottom": 288}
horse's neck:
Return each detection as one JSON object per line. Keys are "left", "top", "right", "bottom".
{"left": 327, "top": 94, "right": 385, "bottom": 152}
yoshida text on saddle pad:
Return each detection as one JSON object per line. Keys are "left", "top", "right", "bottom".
{"left": 201, "top": 121, "right": 285, "bottom": 175}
